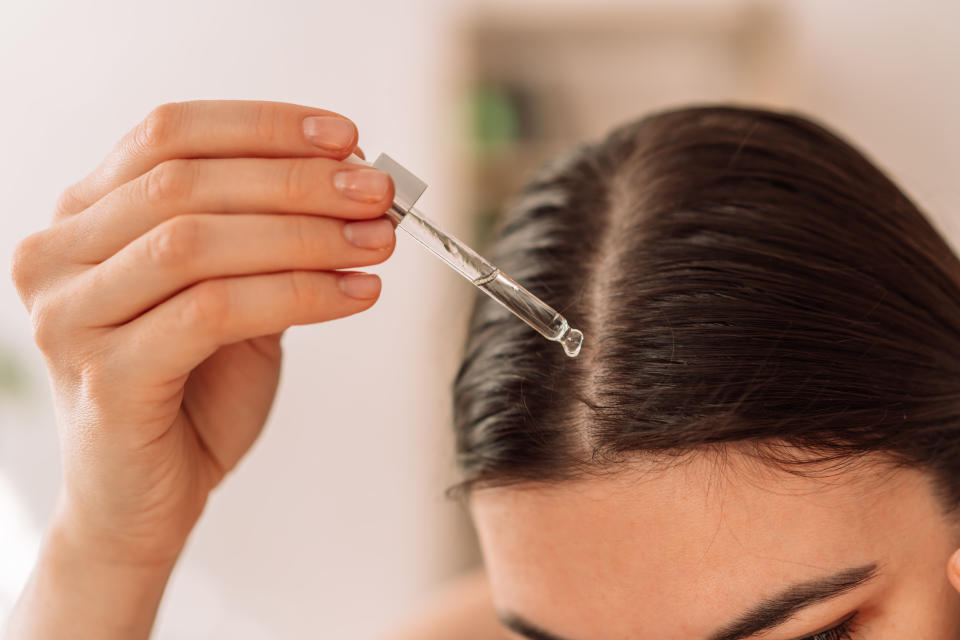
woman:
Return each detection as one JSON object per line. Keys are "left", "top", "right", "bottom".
{"left": 5, "top": 101, "right": 960, "bottom": 639}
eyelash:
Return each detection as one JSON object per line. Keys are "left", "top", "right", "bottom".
{"left": 804, "top": 616, "right": 858, "bottom": 640}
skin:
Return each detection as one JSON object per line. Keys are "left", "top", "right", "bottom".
{"left": 6, "top": 99, "right": 960, "bottom": 639}
{"left": 471, "top": 454, "right": 960, "bottom": 639}
{"left": 6, "top": 100, "right": 397, "bottom": 638}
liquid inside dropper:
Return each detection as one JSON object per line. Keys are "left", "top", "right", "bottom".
{"left": 354, "top": 152, "right": 584, "bottom": 358}
{"left": 401, "top": 208, "right": 587, "bottom": 358}
{"left": 471, "top": 268, "right": 584, "bottom": 358}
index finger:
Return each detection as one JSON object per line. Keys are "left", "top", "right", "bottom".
{"left": 54, "top": 100, "right": 359, "bottom": 219}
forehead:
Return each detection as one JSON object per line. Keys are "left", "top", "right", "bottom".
{"left": 469, "top": 454, "right": 941, "bottom": 639}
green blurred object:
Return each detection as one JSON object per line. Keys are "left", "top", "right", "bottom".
{"left": 471, "top": 205, "right": 503, "bottom": 253}
{"left": 471, "top": 84, "right": 520, "bottom": 155}
{"left": 0, "top": 347, "right": 28, "bottom": 397}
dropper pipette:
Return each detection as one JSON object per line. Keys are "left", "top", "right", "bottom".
{"left": 347, "top": 153, "right": 583, "bottom": 358}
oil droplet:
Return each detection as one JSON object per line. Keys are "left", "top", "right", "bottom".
{"left": 557, "top": 327, "right": 584, "bottom": 358}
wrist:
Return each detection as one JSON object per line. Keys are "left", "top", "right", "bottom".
{"left": 50, "top": 492, "right": 191, "bottom": 568}
{"left": 5, "top": 502, "right": 180, "bottom": 640}
{"left": 48, "top": 499, "right": 182, "bottom": 573}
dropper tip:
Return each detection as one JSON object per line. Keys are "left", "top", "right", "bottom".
{"left": 559, "top": 327, "right": 584, "bottom": 358}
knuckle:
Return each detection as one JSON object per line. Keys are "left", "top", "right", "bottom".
{"left": 292, "top": 215, "right": 319, "bottom": 257}
{"left": 30, "top": 295, "right": 65, "bottom": 353}
{"left": 251, "top": 101, "right": 281, "bottom": 142}
{"left": 142, "top": 159, "right": 195, "bottom": 205}
{"left": 282, "top": 157, "right": 313, "bottom": 205}
{"left": 54, "top": 183, "right": 86, "bottom": 217}
{"left": 135, "top": 102, "right": 182, "bottom": 150}
{"left": 145, "top": 215, "right": 202, "bottom": 269}
{"left": 10, "top": 231, "right": 45, "bottom": 299}
{"left": 288, "top": 270, "right": 321, "bottom": 308}
{"left": 181, "top": 280, "right": 230, "bottom": 333}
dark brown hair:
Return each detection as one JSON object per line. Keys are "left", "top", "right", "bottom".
{"left": 451, "top": 106, "right": 960, "bottom": 505}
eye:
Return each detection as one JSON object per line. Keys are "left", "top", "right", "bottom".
{"left": 802, "top": 614, "right": 858, "bottom": 640}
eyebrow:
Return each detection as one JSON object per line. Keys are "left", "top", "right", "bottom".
{"left": 497, "top": 563, "right": 879, "bottom": 640}
{"left": 708, "top": 563, "right": 879, "bottom": 640}
{"left": 498, "top": 611, "right": 577, "bottom": 640}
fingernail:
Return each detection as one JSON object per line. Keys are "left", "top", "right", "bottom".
{"left": 343, "top": 218, "right": 395, "bottom": 249}
{"left": 302, "top": 116, "right": 356, "bottom": 151}
{"left": 333, "top": 168, "right": 390, "bottom": 203}
{"left": 338, "top": 273, "right": 381, "bottom": 299}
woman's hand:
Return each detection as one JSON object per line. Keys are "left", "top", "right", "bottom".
{"left": 6, "top": 100, "right": 396, "bottom": 639}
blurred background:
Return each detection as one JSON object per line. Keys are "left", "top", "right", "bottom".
{"left": 0, "top": 0, "right": 957, "bottom": 637}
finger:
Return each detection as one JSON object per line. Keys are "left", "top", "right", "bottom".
{"left": 111, "top": 270, "right": 381, "bottom": 381}
{"left": 69, "top": 213, "right": 396, "bottom": 327}
{"left": 10, "top": 228, "right": 60, "bottom": 311}
{"left": 62, "top": 157, "right": 394, "bottom": 263}
{"left": 53, "top": 100, "right": 361, "bottom": 220}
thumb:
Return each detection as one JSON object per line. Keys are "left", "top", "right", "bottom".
{"left": 948, "top": 548, "right": 960, "bottom": 595}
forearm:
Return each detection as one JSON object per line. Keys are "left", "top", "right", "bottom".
{"left": 4, "top": 512, "right": 177, "bottom": 640}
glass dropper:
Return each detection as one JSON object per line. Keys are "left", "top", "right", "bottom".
{"left": 347, "top": 153, "right": 583, "bottom": 358}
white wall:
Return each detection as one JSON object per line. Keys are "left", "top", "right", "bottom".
{"left": 0, "top": 1, "right": 471, "bottom": 638}
{"left": 0, "top": 1, "right": 957, "bottom": 638}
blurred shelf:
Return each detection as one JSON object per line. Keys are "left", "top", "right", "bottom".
{"left": 455, "top": 1, "right": 798, "bottom": 247}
